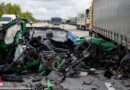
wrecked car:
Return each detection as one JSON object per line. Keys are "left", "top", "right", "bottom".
{"left": 0, "top": 19, "right": 130, "bottom": 90}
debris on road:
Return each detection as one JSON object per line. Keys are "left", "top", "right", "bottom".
{"left": 0, "top": 19, "right": 130, "bottom": 89}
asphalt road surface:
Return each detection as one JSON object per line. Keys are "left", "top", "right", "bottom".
{"left": 27, "top": 23, "right": 89, "bottom": 37}
{"left": 63, "top": 24, "right": 89, "bottom": 37}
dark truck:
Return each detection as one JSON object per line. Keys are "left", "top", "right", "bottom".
{"left": 89, "top": 0, "right": 130, "bottom": 51}
{"left": 50, "top": 17, "right": 62, "bottom": 25}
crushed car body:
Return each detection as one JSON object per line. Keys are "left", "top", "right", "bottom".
{"left": 0, "top": 20, "right": 130, "bottom": 90}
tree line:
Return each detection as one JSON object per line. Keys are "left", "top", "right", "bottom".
{"left": 0, "top": 2, "right": 37, "bottom": 22}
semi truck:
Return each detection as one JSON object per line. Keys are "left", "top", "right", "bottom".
{"left": 77, "top": 10, "right": 90, "bottom": 30}
{"left": 50, "top": 17, "right": 62, "bottom": 25}
{"left": 76, "top": 12, "right": 86, "bottom": 30}
{"left": 89, "top": 0, "right": 130, "bottom": 51}
{"left": 62, "top": 19, "right": 66, "bottom": 24}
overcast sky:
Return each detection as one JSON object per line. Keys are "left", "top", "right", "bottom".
{"left": 0, "top": 0, "right": 92, "bottom": 20}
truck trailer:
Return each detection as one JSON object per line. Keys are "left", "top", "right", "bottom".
{"left": 89, "top": 0, "right": 130, "bottom": 51}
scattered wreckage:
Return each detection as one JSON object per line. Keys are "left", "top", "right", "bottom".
{"left": 0, "top": 19, "right": 130, "bottom": 89}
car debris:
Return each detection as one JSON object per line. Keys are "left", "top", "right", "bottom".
{"left": 1, "top": 75, "right": 24, "bottom": 82}
{"left": 82, "top": 80, "right": 93, "bottom": 85}
{"left": 0, "top": 19, "right": 129, "bottom": 89}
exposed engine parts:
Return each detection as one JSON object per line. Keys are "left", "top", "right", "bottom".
{"left": 0, "top": 20, "right": 130, "bottom": 89}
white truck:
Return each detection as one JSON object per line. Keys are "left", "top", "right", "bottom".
{"left": 0, "top": 14, "right": 17, "bottom": 26}
{"left": 76, "top": 12, "right": 86, "bottom": 30}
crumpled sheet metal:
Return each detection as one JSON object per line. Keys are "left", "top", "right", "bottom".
{"left": 30, "top": 29, "right": 68, "bottom": 43}
{"left": 4, "top": 24, "right": 21, "bottom": 44}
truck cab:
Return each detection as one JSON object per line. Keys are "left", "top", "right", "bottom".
{"left": 50, "top": 17, "right": 62, "bottom": 25}
{"left": 0, "top": 14, "right": 17, "bottom": 26}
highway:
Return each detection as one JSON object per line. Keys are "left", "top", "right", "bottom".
{"left": 63, "top": 24, "right": 89, "bottom": 37}
{"left": 27, "top": 23, "right": 89, "bottom": 37}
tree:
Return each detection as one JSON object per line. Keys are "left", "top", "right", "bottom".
{"left": 0, "top": 2, "right": 37, "bottom": 22}
{"left": 0, "top": 3, "right": 6, "bottom": 19}
{"left": 18, "top": 11, "right": 37, "bottom": 22}
{"left": 13, "top": 4, "right": 21, "bottom": 14}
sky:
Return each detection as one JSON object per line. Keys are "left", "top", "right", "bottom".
{"left": 0, "top": 0, "right": 92, "bottom": 20}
